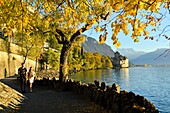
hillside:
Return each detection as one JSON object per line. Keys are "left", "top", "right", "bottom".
{"left": 131, "top": 48, "right": 170, "bottom": 65}
{"left": 82, "top": 37, "right": 115, "bottom": 57}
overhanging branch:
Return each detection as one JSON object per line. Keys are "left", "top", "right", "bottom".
{"left": 56, "top": 29, "right": 66, "bottom": 42}
{"left": 55, "top": 34, "right": 63, "bottom": 44}
{"left": 70, "top": 23, "right": 89, "bottom": 43}
{"left": 154, "top": 49, "right": 170, "bottom": 60}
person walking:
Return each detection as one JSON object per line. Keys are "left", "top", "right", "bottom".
{"left": 18, "top": 63, "right": 27, "bottom": 93}
{"left": 28, "top": 67, "right": 36, "bottom": 92}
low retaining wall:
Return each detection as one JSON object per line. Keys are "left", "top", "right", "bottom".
{"left": 34, "top": 78, "right": 159, "bottom": 113}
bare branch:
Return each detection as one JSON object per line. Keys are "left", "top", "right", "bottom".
{"left": 140, "top": 0, "right": 157, "bottom": 8}
{"left": 154, "top": 49, "right": 170, "bottom": 60}
{"left": 57, "top": 0, "right": 66, "bottom": 9}
{"left": 159, "top": 25, "right": 170, "bottom": 36}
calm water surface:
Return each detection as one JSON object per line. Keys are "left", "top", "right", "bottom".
{"left": 69, "top": 67, "right": 170, "bottom": 113}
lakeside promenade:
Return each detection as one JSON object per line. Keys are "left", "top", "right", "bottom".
{"left": 0, "top": 76, "right": 107, "bottom": 113}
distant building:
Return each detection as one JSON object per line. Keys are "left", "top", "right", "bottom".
{"left": 112, "top": 51, "right": 129, "bottom": 68}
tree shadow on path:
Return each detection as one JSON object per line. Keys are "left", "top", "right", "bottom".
{"left": 0, "top": 76, "right": 108, "bottom": 113}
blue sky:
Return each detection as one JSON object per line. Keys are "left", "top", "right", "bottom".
{"left": 83, "top": 7, "right": 170, "bottom": 53}
{"left": 84, "top": 29, "right": 170, "bottom": 52}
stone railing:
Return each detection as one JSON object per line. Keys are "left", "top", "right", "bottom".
{"left": 34, "top": 78, "right": 159, "bottom": 113}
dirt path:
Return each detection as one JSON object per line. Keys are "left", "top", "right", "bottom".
{"left": 0, "top": 76, "right": 108, "bottom": 113}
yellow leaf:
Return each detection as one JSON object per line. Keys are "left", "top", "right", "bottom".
{"left": 111, "top": 34, "right": 116, "bottom": 40}
{"left": 92, "top": 18, "right": 97, "bottom": 24}
{"left": 150, "top": 21, "right": 156, "bottom": 26}
{"left": 99, "top": 34, "right": 107, "bottom": 44}
{"left": 164, "top": 4, "right": 169, "bottom": 9}
{"left": 143, "top": 31, "right": 149, "bottom": 36}
{"left": 79, "top": 29, "right": 83, "bottom": 34}
{"left": 134, "top": 38, "right": 139, "bottom": 42}
{"left": 43, "top": 1, "right": 48, "bottom": 8}
{"left": 111, "top": 22, "right": 115, "bottom": 28}
{"left": 113, "top": 3, "right": 121, "bottom": 11}
{"left": 46, "top": 7, "right": 51, "bottom": 12}
{"left": 95, "top": 25, "right": 100, "bottom": 32}
{"left": 131, "top": 34, "right": 136, "bottom": 39}
{"left": 45, "top": 21, "right": 49, "bottom": 28}
{"left": 115, "top": 42, "right": 121, "bottom": 48}
{"left": 4, "top": 33, "right": 8, "bottom": 37}
{"left": 113, "top": 39, "right": 118, "bottom": 45}
{"left": 100, "top": 28, "right": 105, "bottom": 32}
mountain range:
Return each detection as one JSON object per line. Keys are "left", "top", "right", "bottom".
{"left": 131, "top": 48, "right": 170, "bottom": 65}
{"left": 117, "top": 48, "right": 146, "bottom": 60}
{"left": 82, "top": 37, "right": 170, "bottom": 65}
{"left": 118, "top": 48, "right": 170, "bottom": 65}
{"left": 82, "top": 36, "right": 115, "bottom": 57}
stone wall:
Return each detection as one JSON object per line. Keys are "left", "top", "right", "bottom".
{"left": 34, "top": 78, "right": 159, "bottom": 113}
{"left": 0, "top": 51, "right": 37, "bottom": 79}
{"left": 0, "top": 38, "right": 23, "bottom": 54}
{"left": 0, "top": 39, "right": 38, "bottom": 79}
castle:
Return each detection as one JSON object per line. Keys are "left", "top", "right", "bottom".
{"left": 112, "top": 51, "right": 129, "bottom": 68}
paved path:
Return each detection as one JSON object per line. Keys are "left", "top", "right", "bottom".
{"left": 0, "top": 76, "right": 108, "bottom": 113}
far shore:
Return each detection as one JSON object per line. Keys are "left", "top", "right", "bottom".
{"left": 130, "top": 64, "right": 170, "bottom": 67}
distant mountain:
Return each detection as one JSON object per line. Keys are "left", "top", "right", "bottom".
{"left": 82, "top": 36, "right": 115, "bottom": 57}
{"left": 131, "top": 48, "right": 170, "bottom": 65}
{"left": 117, "top": 48, "right": 146, "bottom": 60}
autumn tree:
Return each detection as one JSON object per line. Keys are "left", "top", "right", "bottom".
{"left": 43, "top": 49, "right": 60, "bottom": 69}
{"left": 68, "top": 45, "right": 83, "bottom": 72}
{"left": 1, "top": 0, "right": 170, "bottom": 81}
{"left": 47, "top": 36, "right": 62, "bottom": 51}
{"left": 83, "top": 52, "right": 95, "bottom": 70}
{"left": 93, "top": 52, "right": 102, "bottom": 69}
{"left": 101, "top": 55, "right": 113, "bottom": 69}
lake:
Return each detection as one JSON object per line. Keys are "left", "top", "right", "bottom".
{"left": 69, "top": 67, "right": 170, "bottom": 113}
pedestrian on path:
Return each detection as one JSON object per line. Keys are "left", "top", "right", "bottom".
{"left": 28, "top": 67, "right": 35, "bottom": 92}
{"left": 18, "top": 63, "right": 27, "bottom": 93}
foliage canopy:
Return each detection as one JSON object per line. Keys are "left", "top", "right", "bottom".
{"left": 1, "top": 0, "right": 170, "bottom": 47}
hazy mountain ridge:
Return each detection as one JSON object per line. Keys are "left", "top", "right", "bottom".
{"left": 82, "top": 37, "right": 115, "bottom": 57}
{"left": 131, "top": 48, "right": 170, "bottom": 65}
{"left": 117, "top": 48, "right": 147, "bottom": 60}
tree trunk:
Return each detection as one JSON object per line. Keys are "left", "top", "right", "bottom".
{"left": 56, "top": 26, "right": 88, "bottom": 81}
{"left": 59, "top": 44, "right": 71, "bottom": 81}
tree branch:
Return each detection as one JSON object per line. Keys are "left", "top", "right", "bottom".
{"left": 55, "top": 34, "right": 64, "bottom": 44}
{"left": 70, "top": 23, "right": 89, "bottom": 43}
{"left": 57, "top": 0, "right": 66, "bottom": 9}
{"left": 139, "top": 0, "right": 157, "bottom": 9}
{"left": 55, "top": 28, "right": 66, "bottom": 42}
{"left": 154, "top": 49, "right": 170, "bottom": 60}
{"left": 132, "top": 1, "right": 140, "bottom": 32}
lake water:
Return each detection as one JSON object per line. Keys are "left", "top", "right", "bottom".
{"left": 69, "top": 67, "right": 170, "bottom": 113}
